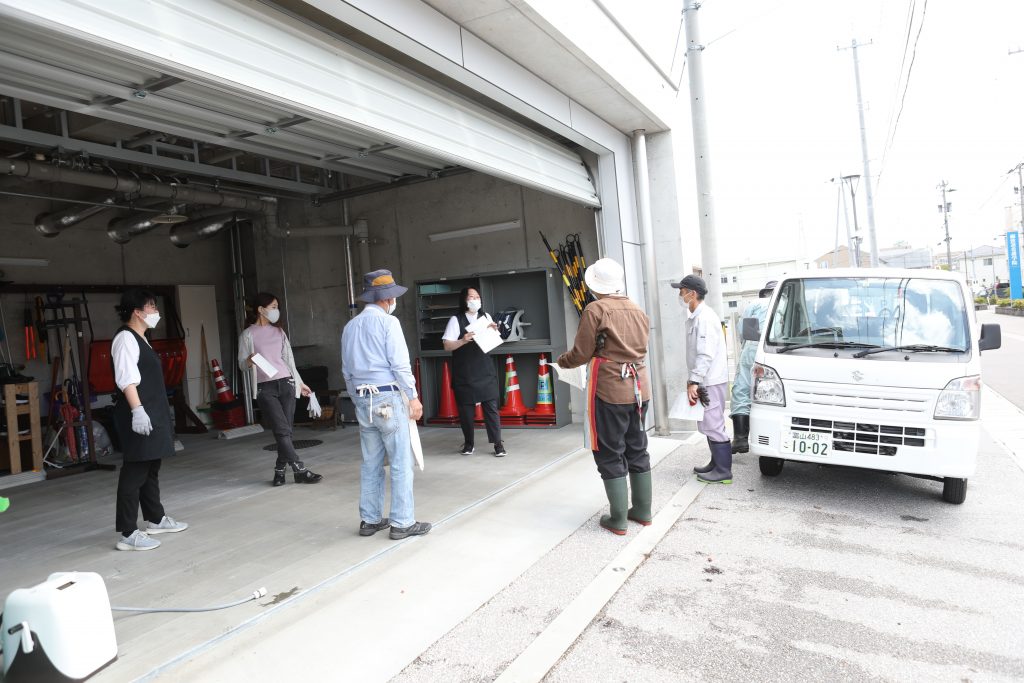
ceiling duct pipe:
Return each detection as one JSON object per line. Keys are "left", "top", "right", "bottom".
{"left": 107, "top": 203, "right": 189, "bottom": 244}
{"left": 34, "top": 196, "right": 118, "bottom": 237}
{"left": 169, "top": 212, "right": 249, "bottom": 248}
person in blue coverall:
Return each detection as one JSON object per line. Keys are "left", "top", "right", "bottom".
{"left": 729, "top": 280, "right": 776, "bottom": 453}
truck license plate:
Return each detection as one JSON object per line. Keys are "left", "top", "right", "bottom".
{"left": 781, "top": 430, "right": 830, "bottom": 457}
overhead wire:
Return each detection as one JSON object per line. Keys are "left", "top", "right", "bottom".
{"left": 877, "top": 0, "right": 917, "bottom": 182}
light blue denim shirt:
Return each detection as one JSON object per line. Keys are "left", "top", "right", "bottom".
{"left": 341, "top": 303, "right": 417, "bottom": 399}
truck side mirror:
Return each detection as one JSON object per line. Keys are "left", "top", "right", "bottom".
{"left": 979, "top": 323, "right": 1001, "bottom": 352}
{"left": 741, "top": 317, "right": 761, "bottom": 342}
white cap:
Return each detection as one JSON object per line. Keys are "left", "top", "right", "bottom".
{"left": 584, "top": 258, "right": 625, "bottom": 295}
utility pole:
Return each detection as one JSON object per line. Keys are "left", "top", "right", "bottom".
{"left": 938, "top": 180, "right": 955, "bottom": 271}
{"left": 838, "top": 39, "right": 878, "bottom": 267}
{"left": 841, "top": 174, "right": 862, "bottom": 266}
{"left": 682, "top": 0, "right": 722, "bottom": 315}
{"left": 1011, "top": 162, "right": 1024, "bottom": 232}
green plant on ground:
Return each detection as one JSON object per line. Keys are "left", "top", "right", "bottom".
{"left": 974, "top": 296, "right": 987, "bottom": 305}
{"left": 1012, "top": 300, "right": 1024, "bottom": 310}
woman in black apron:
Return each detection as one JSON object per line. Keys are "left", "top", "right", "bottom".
{"left": 442, "top": 287, "right": 505, "bottom": 456}
{"left": 111, "top": 290, "right": 188, "bottom": 551}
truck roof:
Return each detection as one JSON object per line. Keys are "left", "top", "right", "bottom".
{"left": 780, "top": 267, "right": 967, "bottom": 283}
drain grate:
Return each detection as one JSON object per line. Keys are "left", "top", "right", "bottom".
{"left": 263, "top": 439, "right": 323, "bottom": 451}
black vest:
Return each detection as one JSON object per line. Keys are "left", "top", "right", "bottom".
{"left": 451, "top": 312, "right": 499, "bottom": 404}
{"left": 112, "top": 326, "right": 175, "bottom": 462}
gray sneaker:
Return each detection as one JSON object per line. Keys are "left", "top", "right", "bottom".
{"left": 389, "top": 521, "right": 432, "bottom": 540}
{"left": 146, "top": 516, "right": 189, "bottom": 534}
{"left": 116, "top": 530, "right": 161, "bottom": 551}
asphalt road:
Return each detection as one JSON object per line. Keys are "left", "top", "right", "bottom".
{"left": 979, "top": 309, "right": 1024, "bottom": 410}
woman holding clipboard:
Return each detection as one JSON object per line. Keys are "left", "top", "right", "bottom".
{"left": 442, "top": 287, "right": 506, "bottom": 456}
{"left": 238, "top": 292, "right": 323, "bottom": 486}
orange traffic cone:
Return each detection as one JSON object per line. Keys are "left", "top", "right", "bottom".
{"left": 474, "top": 402, "right": 484, "bottom": 424}
{"left": 428, "top": 360, "right": 460, "bottom": 425}
{"left": 527, "top": 353, "right": 556, "bottom": 424}
{"left": 210, "top": 359, "right": 236, "bottom": 403}
{"left": 499, "top": 355, "right": 528, "bottom": 423}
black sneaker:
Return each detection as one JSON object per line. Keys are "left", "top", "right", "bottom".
{"left": 460, "top": 443, "right": 475, "bottom": 455}
{"left": 359, "top": 518, "right": 390, "bottom": 537}
{"left": 389, "top": 521, "right": 432, "bottom": 540}
{"left": 493, "top": 442, "right": 507, "bottom": 457}
{"left": 273, "top": 469, "right": 286, "bottom": 486}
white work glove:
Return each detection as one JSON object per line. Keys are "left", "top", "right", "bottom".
{"left": 131, "top": 406, "right": 153, "bottom": 436}
{"left": 307, "top": 393, "right": 322, "bottom": 419}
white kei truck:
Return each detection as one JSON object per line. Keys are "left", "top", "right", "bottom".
{"left": 744, "top": 268, "right": 1002, "bottom": 504}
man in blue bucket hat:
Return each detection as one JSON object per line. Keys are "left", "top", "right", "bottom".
{"left": 341, "top": 269, "right": 431, "bottom": 540}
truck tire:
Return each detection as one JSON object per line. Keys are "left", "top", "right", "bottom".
{"left": 759, "top": 457, "right": 784, "bottom": 477}
{"left": 942, "top": 477, "right": 967, "bottom": 504}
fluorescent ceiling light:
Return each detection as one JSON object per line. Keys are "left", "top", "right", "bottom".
{"left": 428, "top": 219, "right": 522, "bottom": 242}
{"left": 0, "top": 257, "right": 50, "bottom": 267}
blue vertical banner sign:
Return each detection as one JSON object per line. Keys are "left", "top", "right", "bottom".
{"left": 1007, "top": 231, "right": 1022, "bottom": 300}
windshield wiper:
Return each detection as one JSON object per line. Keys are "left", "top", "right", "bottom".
{"left": 852, "top": 344, "right": 966, "bottom": 358}
{"left": 775, "top": 341, "right": 879, "bottom": 354}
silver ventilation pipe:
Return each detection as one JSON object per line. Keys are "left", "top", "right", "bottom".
{"left": 34, "top": 196, "right": 117, "bottom": 237}
{"left": 107, "top": 203, "right": 189, "bottom": 244}
{"left": 169, "top": 212, "right": 248, "bottom": 247}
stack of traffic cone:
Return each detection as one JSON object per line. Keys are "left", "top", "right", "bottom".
{"left": 210, "top": 359, "right": 245, "bottom": 429}
{"left": 413, "top": 358, "right": 424, "bottom": 425}
{"left": 498, "top": 354, "right": 528, "bottom": 425}
{"left": 526, "top": 353, "right": 556, "bottom": 425}
{"left": 427, "top": 360, "right": 460, "bottom": 425}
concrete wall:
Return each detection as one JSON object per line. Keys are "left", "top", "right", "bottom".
{"left": 252, "top": 171, "right": 597, "bottom": 392}
{"left": 0, "top": 185, "right": 235, "bottom": 402}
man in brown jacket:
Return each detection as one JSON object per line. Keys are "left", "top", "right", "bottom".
{"left": 558, "top": 258, "right": 652, "bottom": 535}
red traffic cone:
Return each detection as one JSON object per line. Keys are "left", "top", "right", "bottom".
{"left": 210, "top": 359, "right": 236, "bottom": 403}
{"left": 428, "top": 360, "right": 460, "bottom": 424}
{"left": 413, "top": 358, "right": 425, "bottom": 425}
{"left": 527, "top": 353, "right": 556, "bottom": 424}
{"left": 499, "top": 355, "right": 528, "bottom": 420}
{"left": 474, "top": 402, "right": 484, "bottom": 424}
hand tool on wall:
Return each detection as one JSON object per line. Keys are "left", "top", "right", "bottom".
{"left": 34, "top": 296, "right": 48, "bottom": 362}
{"left": 540, "top": 231, "right": 584, "bottom": 316}
{"left": 24, "top": 308, "right": 37, "bottom": 361}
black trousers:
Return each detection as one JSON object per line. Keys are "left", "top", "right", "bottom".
{"left": 458, "top": 399, "right": 501, "bottom": 446}
{"left": 115, "top": 459, "right": 165, "bottom": 535}
{"left": 257, "top": 378, "right": 300, "bottom": 469}
{"left": 593, "top": 398, "right": 650, "bottom": 480}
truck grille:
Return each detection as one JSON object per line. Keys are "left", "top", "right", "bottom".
{"left": 791, "top": 417, "right": 926, "bottom": 457}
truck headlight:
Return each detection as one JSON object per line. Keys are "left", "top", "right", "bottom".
{"left": 752, "top": 363, "right": 786, "bottom": 406}
{"left": 934, "top": 375, "right": 981, "bottom": 420}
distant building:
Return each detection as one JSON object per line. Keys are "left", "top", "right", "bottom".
{"left": 814, "top": 246, "right": 870, "bottom": 268}
{"left": 878, "top": 246, "right": 933, "bottom": 269}
{"left": 720, "top": 257, "right": 812, "bottom": 314}
{"left": 961, "top": 244, "right": 1009, "bottom": 286}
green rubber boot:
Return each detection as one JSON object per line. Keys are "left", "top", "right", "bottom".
{"left": 627, "top": 471, "right": 653, "bottom": 526}
{"left": 600, "top": 476, "right": 629, "bottom": 535}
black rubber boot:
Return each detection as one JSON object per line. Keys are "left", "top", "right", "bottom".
{"left": 600, "top": 476, "right": 629, "bottom": 535}
{"left": 697, "top": 441, "right": 733, "bottom": 484}
{"left": 693, "top": 437, "right": 714, "bottom": 474}
{"left": 291, "top": 461, "right": 323, "bottom": 484}
{"left": 627, "top": 470, "right": 653, "bottom": 526}
{"left": 731, "top": 414, "right": 750, "bottom": 454}
{"left": 273, "top": 467, "right": 286, "bottom": 487}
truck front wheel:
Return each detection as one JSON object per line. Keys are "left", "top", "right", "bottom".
{"left": 759, "top": 457, "right": 785, "bottom": 477}
{"left": 942, "top": 477, "right": 967, "bottom": 504}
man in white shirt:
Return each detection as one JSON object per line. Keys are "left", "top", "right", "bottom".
{"left": 672, "top": 274, "right": 733, "bottom": 484}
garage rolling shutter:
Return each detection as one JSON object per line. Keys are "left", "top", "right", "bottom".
{"left": 0, "top": 0, "right": 600, "bottom": 207}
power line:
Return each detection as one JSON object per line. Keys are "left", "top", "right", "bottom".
{"left": 877, "top": 0, "right": 928, "bottom": 189}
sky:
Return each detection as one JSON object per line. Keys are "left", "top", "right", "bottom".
{"left": 682, "top": 0, "right": 1024, "bottom": 265}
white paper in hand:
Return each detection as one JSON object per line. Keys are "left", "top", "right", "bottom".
{"left": 466, "top": 316, "right": 503, "bottom": 354}
{"left": 669, "top": 391, "right": 704, "bottom": 421}
{"left": 552, "top": 363, "right": 587, "bottom": 391}
{"left": 409, "top": 418, "right": 424, "bottom": 471}
{"left": 250, "top": 353, "right": 278, "bottom": 378}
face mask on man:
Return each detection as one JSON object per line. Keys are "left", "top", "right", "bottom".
{"left": 387, "top": 300, "right": 398, "bottom": 315}
{"left": 466, "top": 299, "right": 482, "bottom": 313}
{"left": 263, "top": 308, "right": 281, "bottom": 324}
{"left": 143, "top": 312, "right": 161, "bottom": 329}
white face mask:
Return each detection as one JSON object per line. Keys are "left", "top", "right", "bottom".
{"left": 264, "top": 308, "right": 280, "bottom": 324}
{"left": 143, "top": 312, "right": 161, "bottom": 329}
{"left": 466, "top": 299, "right": 481, "bottom": 313}
{"left": 677, "top": 296, "right": 687, "bottom": 309}
{"left": 387, "top": 300, "right": 398, "bottom": 315}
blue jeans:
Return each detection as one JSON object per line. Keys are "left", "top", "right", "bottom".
{"left": 353, "top": 391, "right": 415, "bottom": 528}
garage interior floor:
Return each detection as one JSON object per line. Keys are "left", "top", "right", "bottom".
{"left": 0, "top": 421, "right": 682, "bottom": 680}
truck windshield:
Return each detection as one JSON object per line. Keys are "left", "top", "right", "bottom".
{"left": 766, "top": 276, "right": 969, "bottom": 353}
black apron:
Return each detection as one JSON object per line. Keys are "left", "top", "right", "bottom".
{"left": 112, "top": 326, "right": 175, "bottom": 462}
{"left": 451, "top": 312, "right": 499, "bottom": 404}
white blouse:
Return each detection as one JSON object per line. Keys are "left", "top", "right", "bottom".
{"left": 442, "top": 311, "right": 492, "bottom": 342}
{"left": 111, "top": 329, "right": 151, "bottom": 391}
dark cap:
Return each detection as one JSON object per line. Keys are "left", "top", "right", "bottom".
{"left": 670, "top": 274, "right": 707, "bottom": 296}
{"left": 758, "top": 280, "right": 778, "bottom": 298}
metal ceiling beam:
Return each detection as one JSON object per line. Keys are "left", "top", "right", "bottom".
{"left": 0, "top": 123, "right": 330, "bottom": 195}
{"left": 0, "top": 85, "right": 392, "bottom": 182}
